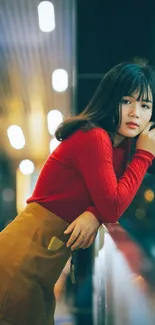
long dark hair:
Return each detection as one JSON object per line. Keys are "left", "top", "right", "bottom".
{"left": 55, "top": 61, "right": 155, "bottom": 141}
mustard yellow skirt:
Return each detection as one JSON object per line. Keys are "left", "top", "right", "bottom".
{"left": 0, "top": 203, "right": 71, "bottom": 325}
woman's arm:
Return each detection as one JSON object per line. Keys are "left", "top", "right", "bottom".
{"left": 71, "top": 128, "right": 154, "bottom": 223}
{"left": 131, "top": 138, "right": 155, "bottom": 175}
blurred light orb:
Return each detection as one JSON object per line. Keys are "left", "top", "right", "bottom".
{"left": 144, "top": 189, "right": 154, "bottom": 202}
{"left": 38, "top": 1, "right": 55, "bottom": 32}
{"left": 7, "top": 125, "right": 25, "bottom": 149}
{"left": 52, "top": 69, "right": 68, "bottom": 92}
{"left": 135, "top": 208, "right": 146, "bottom": 220}
{"left": 2, "top": 188, "right": 15, "bottom": 202}
{"left": 19, "top": 160, "right": 35, "bottom": 175}
{"left": 47, "top": 110, "right": 63, "bottom": 136}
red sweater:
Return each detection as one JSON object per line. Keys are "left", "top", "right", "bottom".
{"left": 27, "top": 128, "right": 155, "bottom": 223}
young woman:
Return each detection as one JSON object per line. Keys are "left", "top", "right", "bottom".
{"left": 0, "top": 61, "right": 155, "bottom": 325}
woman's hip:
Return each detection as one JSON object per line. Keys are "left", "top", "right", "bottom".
{"left": 0, "top": 203, "right": 71, "bottom": 323}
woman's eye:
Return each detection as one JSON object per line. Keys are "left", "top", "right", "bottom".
{"left": 121, "top": 99, "right": 131, "bottom": 105}
{"left": 142, "top": 104, "right": 150, "bottom": 109}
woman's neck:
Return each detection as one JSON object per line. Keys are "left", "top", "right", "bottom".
{"left": 113, "top": 133, "right": 126, "bottom": 148}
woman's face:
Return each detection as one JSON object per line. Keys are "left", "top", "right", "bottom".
{"left": 117, "top": 90, "right": 153, "bottom": 138}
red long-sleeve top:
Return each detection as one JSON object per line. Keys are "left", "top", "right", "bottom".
{"left": 27, "top": 128, "right": 155, "bottom": 223}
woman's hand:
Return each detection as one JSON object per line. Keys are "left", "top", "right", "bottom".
{"left": 136, "top": 121, "right": 155, "bottom": 155}
{"left": 64, "top": 211, "right": 100, "bottom": 251}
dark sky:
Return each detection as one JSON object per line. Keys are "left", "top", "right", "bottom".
{"left": 77, "top": 0, "right": 155, "bottom": 74}
{"left": 76, "top": 0, "right": 155, "bottom": 112}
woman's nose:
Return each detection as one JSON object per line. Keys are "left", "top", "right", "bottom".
{"left": 128, "top": 103, "right": 140, "bottom": 118}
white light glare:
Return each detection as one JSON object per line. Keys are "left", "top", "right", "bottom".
{"left": 19, "top": 160, "right": 35, "bottom": 175}
{"left": 7, "top": 125, "right": 25, "bottom": 149}
{"left": 47, "top": 110, "right": 63, "bottom": 136}
{"left": 38, "top": 1, "right": 55, "bottom": 32}
{"left": 52, "top": 69, "right": 68, "bottom": 92}
{"left": 50, "top": 138, "right": 60, "bottom": 153}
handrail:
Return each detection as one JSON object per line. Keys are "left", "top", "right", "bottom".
{"left": 93, "top": 223, "right": 155, "bottom": 325}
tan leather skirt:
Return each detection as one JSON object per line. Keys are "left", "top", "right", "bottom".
{"left": 0, "top": 203, "right": 71, "bottom": 325}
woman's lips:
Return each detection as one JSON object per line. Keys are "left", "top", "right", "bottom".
{"left": 126, "top": 122, "right": 139, "bottom": 129}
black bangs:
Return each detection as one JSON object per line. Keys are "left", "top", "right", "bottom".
{"left": 126, "top": 80, "right": 151, "bottom": 102}
{"left": 119, "top": 66, "right": 153, "bottom": 102}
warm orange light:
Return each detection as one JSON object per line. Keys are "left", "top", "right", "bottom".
{"left": 144, "top": 189, "right": 154, "bottom": 202}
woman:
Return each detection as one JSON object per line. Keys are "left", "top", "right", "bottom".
{"left": 0, "top": 61, "right": 155, "bottom": 325}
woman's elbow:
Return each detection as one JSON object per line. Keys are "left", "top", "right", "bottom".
{"left": 99, "top": 210, "right": 121, "bottom": 223}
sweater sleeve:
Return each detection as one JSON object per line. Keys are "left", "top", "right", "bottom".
{"left": 72, "top": 128, "right": 154, "bottom": 223}
{"left": 86, "top": 206, "right": 103, "bottom": 224}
